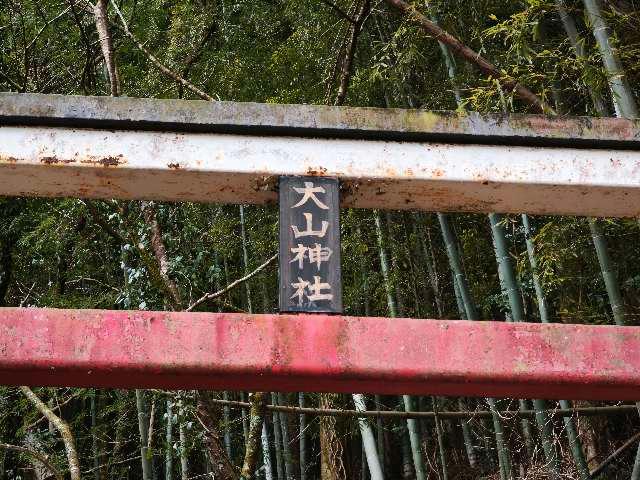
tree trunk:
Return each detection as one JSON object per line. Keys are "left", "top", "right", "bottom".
{"left": 196, "top": 392, "right": 238, "bottom": 480}
{"left": 556, "top": 1, "right": 611, "bottom": 115}
{"left": 319, "top": 394, "right": 345, "bottom": 480}
{"left": 382, "top": 0, "right": 552, "bottom": 113}
{"left": 240, "top": 392, "right": 267, "bottom": 480}
{"left": 241, "top": 392, "right": 250, "bottom": 445}
{"left": 20, "top": 387, "right": 81, "bottom": 480}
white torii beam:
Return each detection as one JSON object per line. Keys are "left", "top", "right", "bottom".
{"left": 1, "top": 93, "right": 639, "bottom": 217}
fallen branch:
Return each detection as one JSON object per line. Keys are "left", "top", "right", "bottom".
{"left": 109, "top": 0, "right": 215, "bottom": 101}
{"left": 187, "top": 253, "right": 278, "bottom": 311}
{"left": 383, "top": 0, "right": 553, "bottom": 114}
{"left": 82, "top": 454, "right": 141, "bottom": 474}
{"left": 589, "top": 430, "right": 640, "bottom": 478}
{"left": 206, "top": 397, "right": 640, "bottom": 421}
{"left": 0, "top": 443, "right": 64, "bottom": 480}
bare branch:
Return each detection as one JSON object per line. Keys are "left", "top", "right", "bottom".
{"left": 93, "top": 0, "right": 120, "bottom": 96}
{"left": 83, "top": 454, "right": 141, "bottom": 474}
{"left": 187, "top": 253, "right": 278, "bottom": 312}
{"left": 383, "top": 0, "right": 554, "bottom": 114}
{"left": 0, "top": 69, "right": 22, "bottom": 91}
{"left": 109, "top": 0, "right": 216, "bottom": 101}
{"left": 0, "top": 443, "right": 64, "bottom": 480}
{"left": 335, "top": 0, "right": 371, "bottom": 105}
{"left": 319, "top": 0, "right": 356, "bottom": 23}
{"left": 20, "top": 387, "right": 81, "bottom": 480}
{"left": 83, "top": 200, "right": 126, "bottom": 244}
{"left": 25, "top": 6, "right": 72, "bottom": 52}
{"left": 589, "top": 430, "right": 640, "bottom": 477}
{"left": 206, "top": 397, "right": 640, "bottom": 421}
{"left": 24, "top": 391, "right": 82, "bottom": 429}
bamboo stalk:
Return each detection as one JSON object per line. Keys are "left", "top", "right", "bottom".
{"left": 276, "top": 393, "right": 294, "bottom": 480}
{"left": 437, "top": 212, "right": 511, "bottom": 479}
{"left": 489, "top": 213, "right": 560, "bottom": 478}
{"left": 271, "top": 393, "right": 285, "bottom": 480}
{"left": 298, "top": 393, "right": 307, "bottom": 480}
{"left": 166, "top": 399, "right": 173, "bottom": 480}
{"left": 353, "top": 394, "right": 384, "bottom": 480}
{"left": 261, "top": 422, "right": 274, "bottom": 480}
{"left": 582, "top": 0, "right": 639, "bottom": 119}
{"left": 135, "top": 390, "right": 152, "bottom": 480}
{"left": 589, "top": 218, "right": 626, "bottom": 326}
{"left": 522, "top": 214, "right": 591, "bottom": 480}
{"left": 374, "top": 211, "right": 426, "bottom": 480}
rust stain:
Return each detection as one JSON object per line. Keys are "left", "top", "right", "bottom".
{"left": 305, "top": 166, "right": 328, "bottom": 176}
{"left": 254, "top": 175, "right": 278, "bottom": 192}
{"left": 40, "top": 156, "right": 76, "bottom": 165}
{"left": 80, "top": 154, "right": 126, "bottom": 167}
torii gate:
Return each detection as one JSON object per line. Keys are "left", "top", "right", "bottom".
{"left": 1, "top": 92, "right": 639, "bottom": 400}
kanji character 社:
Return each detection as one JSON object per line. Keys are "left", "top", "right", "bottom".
{"left": 290, "top": 277, "right": 310, "bottom": 306}
{"left": 307, "top": 275, "right": 333, "bottom": 302}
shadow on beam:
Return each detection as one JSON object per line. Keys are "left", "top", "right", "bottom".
{"left": 0, "top": 307, "right": 638, "bottom": 400}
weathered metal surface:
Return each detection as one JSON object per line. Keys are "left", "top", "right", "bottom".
{"left": 1, "top": 93, "right": 639, "bottom": 148}
{"left": 2, "top": 125, "right": 640, "bottom": 216}
{"left": 1, "top": 307, "right": 639, "bottom": 400}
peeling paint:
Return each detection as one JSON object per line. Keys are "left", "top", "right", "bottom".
{"left": 0, "top": 307, "right": 639, "bottom": 399}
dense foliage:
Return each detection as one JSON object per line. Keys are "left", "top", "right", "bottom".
{"left": 1, "top": 0, "right": 640, "bottom": 479}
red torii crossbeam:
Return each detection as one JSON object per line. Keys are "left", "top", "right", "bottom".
{"left": 1, "top": 307, "right": 638, "bottom": 400}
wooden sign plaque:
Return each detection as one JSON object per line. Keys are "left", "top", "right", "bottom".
{"left": 279, "top": 176, "right": 342, "bottom": 313}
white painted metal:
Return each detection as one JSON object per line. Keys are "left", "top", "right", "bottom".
{"left": 1, "top": 125, "right": 639, "bottom": 217}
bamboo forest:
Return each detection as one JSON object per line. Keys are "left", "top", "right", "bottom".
{"left": 1, "top": 0, "right": 640, "bottom": 479}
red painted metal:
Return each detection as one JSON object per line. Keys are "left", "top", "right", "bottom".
{"left": 1, "top": 307, "right": 639, "bottom": 400}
